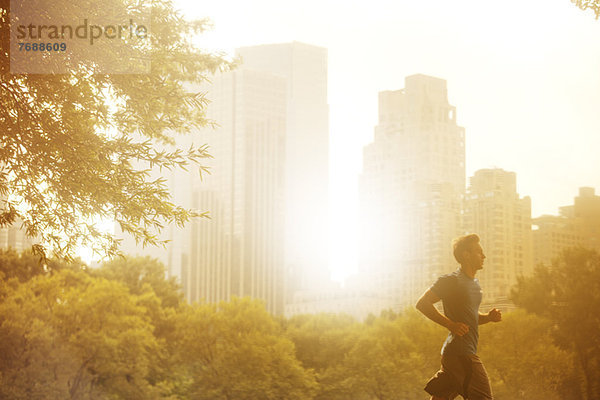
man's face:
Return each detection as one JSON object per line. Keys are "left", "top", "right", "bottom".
{"left": 467, "top": 243, "right": 486, "bottom": 270}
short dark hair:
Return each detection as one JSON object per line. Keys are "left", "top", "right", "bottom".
{"left": 452, "top": 234, "right": 480, "bottom": 264}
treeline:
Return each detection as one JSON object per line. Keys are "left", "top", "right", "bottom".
{"left": 0, "top": 248, "right": 597, "bottom": 399}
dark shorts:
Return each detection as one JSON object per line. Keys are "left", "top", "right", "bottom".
{"left": 424, "top": 353, "right": 493, "bottom": 400}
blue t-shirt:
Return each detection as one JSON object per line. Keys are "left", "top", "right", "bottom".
{"left": 430, "top": 269, "right": 482, "bottom": 355}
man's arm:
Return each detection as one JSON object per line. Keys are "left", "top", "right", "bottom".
{"left": 415, "top": 289, "right": 469, "bottom": 336}
{"left": 478, "top": 308, "right": 502, "bottom": 325}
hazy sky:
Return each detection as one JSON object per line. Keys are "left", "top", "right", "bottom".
{"left": 176, "top": 0, "right": 600, "bottom": 279}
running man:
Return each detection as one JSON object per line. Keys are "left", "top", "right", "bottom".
{"left": 416, "top": 233, "right": 501, "bottom": 400}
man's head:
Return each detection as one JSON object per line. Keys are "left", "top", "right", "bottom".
{"left": 452, "top": 234, "right": 485, "bottom": 270}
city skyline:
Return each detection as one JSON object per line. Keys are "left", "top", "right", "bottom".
{"left": 176, "top": 0, "right": 600, "bottom": 280}
{"left": 358, "top": 74, "right": 465, "bottom": 310}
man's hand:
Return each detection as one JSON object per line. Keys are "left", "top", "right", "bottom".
{"left": 487, "top": 308, "right": 502, "bottom": 322}
{"left": 447, "top": 320, "right": 469, "bottom": 336}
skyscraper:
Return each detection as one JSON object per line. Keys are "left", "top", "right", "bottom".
{"left": 532, "top": 214, "right": 581, "bottom": 267}
{"left": 0, "top": 221, "right": 34, "bottom": 251}
{"left": 0, "top": 195, "right": 35, "bottom": 252}
{"left": 463, "top": 168, "right": 533, "bottom": 307}
{"left": 236, "top": 42, "right": 330, "bottom": 296}
{"left": 117, "top": 42, "right": 328, "bottom": 314}
{"left": 561, "top": 187, "right": 600, "bottom": 252}
{"left": 359, "top": 74, "right": 465, "bottom": 310}
{"left": 533, "top": 187, "right": 600, "bottom": 267}
{"left": 181, "top": 68, "right": 288, "bottom": 314}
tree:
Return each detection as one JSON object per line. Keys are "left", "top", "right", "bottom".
{"left": 173, "top": 298, "right": 318, "bottom": 400}
{"left": 0, "top": 247, "right": 73, "bottom": 283}
{"left": 511, "top": 248, "right": 600, "bottom": 400}
{"left": 284, "top": 313, "right": 361, "bottom": 400}
{"left": 285, "top": 313, "right": 358, "bottom": 372}
{"left": 92, "top": 256, "right": 186, "bottom": 396}
{"left": 391, "top": 308, "right": 448, "bottom": 386}
{"left": 479, "top": 309, "right": 578, "bottom": 400}
{"left": 572, "top": 0, "right": 600, "bottom": 18}
{"left": 95, "top": 255, "right": 183, "bottom": 309}
{"left": 342, "top": 317, "right": 421, "bottom": 400}
{"left": 0, "top": 0, "right": 230, "bottom": 260}
{"left": 338, "top": 310, "right": 446, "bottom": 400}
{"left": 0, "top": 248, "right": 86, "bottom": 302}
{"left": 283, "top": 310, "right": 446, "bottom": 400}
{"left": 0, "top": 269, "right": 161, "bottom": 399}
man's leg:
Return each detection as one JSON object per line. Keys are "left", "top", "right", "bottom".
{"left": 430, "top": 394, "right": 459, "bottom": 400}
{"left": 425, "top": 354, "right": 463, "bottom": 400}
{"left": 466, "top": 355, "right": 493, "bottom": 400}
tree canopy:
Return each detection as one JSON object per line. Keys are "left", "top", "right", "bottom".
{"left": 0, "top": 0, "right": 230, "bottom": 260}
{"left": 0, "top": 248, "right": 589, "bottom": 399}
{"left": 572, "top": 0, "right": 600, "bottom": 18}
{"left": 512, "top": 248, "right": 600, "bottom": 400}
